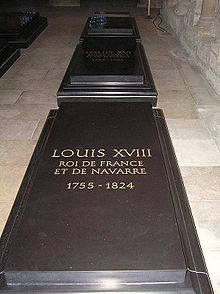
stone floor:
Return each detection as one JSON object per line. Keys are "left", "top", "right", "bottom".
{"left": 0, "top": 6, "right": 220, "bottom": 294}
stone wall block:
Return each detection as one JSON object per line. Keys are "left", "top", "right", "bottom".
{"left": 210, "top": 52, "right": 220, "bottom": 76}
{"left": 206, "top": 69, "right": 220, "bottom": 94}
{"left": 197, "top": 41, "right": 211, "bottom": 66}
{"left": 167, "top": 0, "right": 178, "bottom": 8}
{"left": 195, "top": 0, "right": 203, "bottom": 15}
{"left": 184, "top": 27, "right": 197, "bottom": 51}
{"left": 174, "top": 1, "right": 191, "bottom": 17}
{"left": 162, "top": 0, "right": 220, "bottom": 96}
{"left": 211, "top": 42, "right": 220, "bottom": 60}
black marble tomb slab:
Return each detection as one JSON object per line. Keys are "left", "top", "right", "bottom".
{"left": 0, "top": 102, "right": 213, "bottom": 293}
{"left": 80, "top": 13, "right": 141, "bottom": 41}
{"left": 0, "top": 40, "right": 20, "bottom": 78}
{"left": 70, "top": 49, "right": 144, "bottom": 84}
{"left": 57, "top": 43, "right": 157, "bottom": 105}
{"left": 80, "top": 14, "right": 140, "bottom": 59}
{"left": 0, "top": 12, "right": 48, "bottom": 48}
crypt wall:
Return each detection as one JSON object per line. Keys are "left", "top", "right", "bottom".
{"left": 162, "top": 0, "right": 220, "bottom": 96}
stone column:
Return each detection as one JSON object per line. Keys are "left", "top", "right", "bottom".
{"left": 197, "top": 0, "right": 218, "bottom": 37}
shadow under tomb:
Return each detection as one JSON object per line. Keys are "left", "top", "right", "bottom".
{"left": 0, "top": 40, "right": 20, "bottom": 77}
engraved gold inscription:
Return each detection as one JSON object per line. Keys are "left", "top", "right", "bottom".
{"left": 51, "top": 148, "right": 152, "bottom": 158}
{"left": 52, "top": 148, "right": 153, "bottom": 190}
{"left": 66, "top": 182, "right": 135, "bottom": 190}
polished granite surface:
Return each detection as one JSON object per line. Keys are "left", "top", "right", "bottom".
{"left": 0, "top": 6, "right": 219, "bottom": 294}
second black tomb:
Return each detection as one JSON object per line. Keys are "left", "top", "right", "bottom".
{"left": 0, "top": 12, "right": 48, "bottom": 48}
{"left": 80, "top": 12, "right": 141, "bottom": 55}
{"left": 58, "top": 13, "right": 157, "bottom": 104}
{"left": 57, "top": 43, "right": 157, "bottom": 105}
